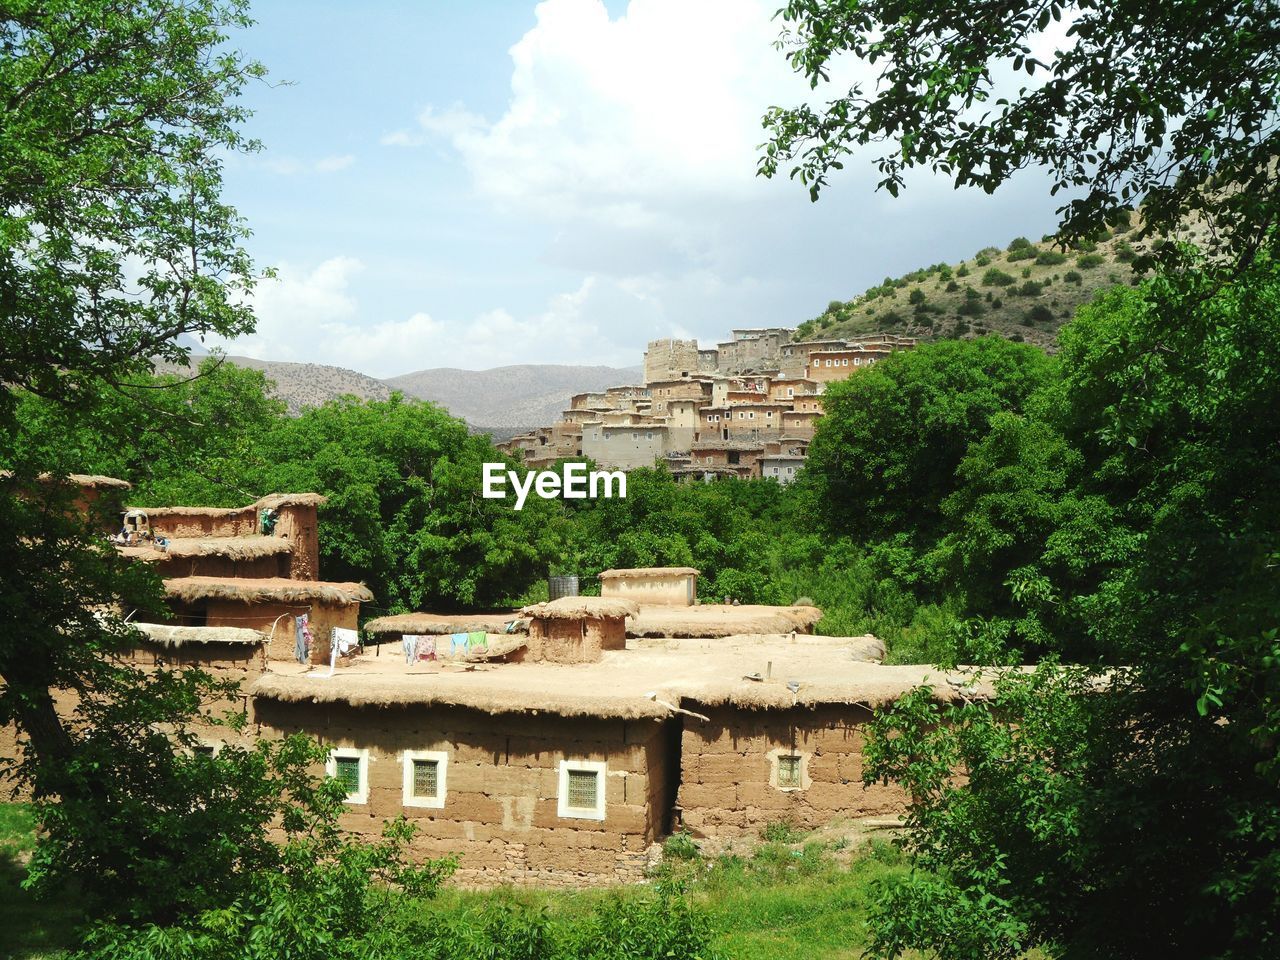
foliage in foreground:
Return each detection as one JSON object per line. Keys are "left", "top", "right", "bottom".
{"left": 861, "top": 256, "right": 1280, "bottom": 959}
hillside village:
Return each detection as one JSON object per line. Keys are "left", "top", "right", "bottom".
{"left": 497, "top": 328, "right": 917, "bottom": 482}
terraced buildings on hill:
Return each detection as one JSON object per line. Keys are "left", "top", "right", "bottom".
{"left": 495, "top": 327, "right": 916, "bottom": 481}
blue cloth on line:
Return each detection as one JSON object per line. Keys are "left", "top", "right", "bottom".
{"left": 450, "top": 632, "right": 468, "bottom": 654}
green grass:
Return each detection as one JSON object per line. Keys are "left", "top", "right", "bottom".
{"left": 0, "top": 804, "right": 83, "bottom": 960}
{"left": 414, "top": 831, "right": 907, "bottom": 960}
{"left": 0, "top": 801, "right": 903, "bottom": 960}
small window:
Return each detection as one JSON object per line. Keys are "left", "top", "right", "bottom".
{"left": 558, "top": 759, "right": 606, "bottom": 820}
{"left": 327, "top": 748, "right": 369, "bottom": 804}
{"left": 402, "top": 750, "right": 448, "bottom": 808}
{"left": 777, "top": 755, "right": 803, "bottom": 789}
{"left": 191, "top": 743, "right": 218, "bottom": 758}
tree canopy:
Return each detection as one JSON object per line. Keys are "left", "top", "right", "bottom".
{"left": 760, "top": 0, "right": 1280, "bottom": 266}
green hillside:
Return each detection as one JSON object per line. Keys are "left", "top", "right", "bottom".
{"left": 797, "top": 214, "right": 1171, "bottom": 348}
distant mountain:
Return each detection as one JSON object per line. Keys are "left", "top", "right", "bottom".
{"left": 157, "top": 355, "right": 642, "bottom": 430}
{"left": 386, "top": 364, "right": 643, "bottom": 431}
{"left": 156, "top": 355, "right": 392, "bottom": 415}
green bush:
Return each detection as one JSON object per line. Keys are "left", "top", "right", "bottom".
{"left": 956, "top": 263, "right": 970, "bottom": 277}
{"left": 958, "top": 299, "right": 986, "bottom": 316}
{"left": 1115, "top": 240, "right": 1137, "bottom": 262}
{"left": 982, "top": 268, "right": 1016, "bottom": 287}
{"left": 945, "top": 279, "right": 960, "bottom": 292}
{"left": 1007, "top": 245, "right": 1039, "bottom": 262}
{"left": 975, "top": 253, "right": 992, "bottom": 266}
{"left": 1077, "top": 252, "right": 1105, "bottom": 268}
{"left": 908, "top": 288, "right": 927, "bottom": 305}
{"left": 1064, "top": 270, "right": 1083, "bottom": 285}
{"left": 1016, "top": 280, "right": 1046, "bottom": 297}
{"left": 1035, "top": 249, "right": 1068, "bottom": 265}
{"left": 663, "top": 831, "right": 701, "bottom": 861}
{"left": 1006, "top": 236, "right": 1033, "bottom": 252}
{"left": 1026, "top": 304, "right": 1055, "bottom": 325}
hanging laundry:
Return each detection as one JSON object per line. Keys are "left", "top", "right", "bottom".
{"left": 332, "top": 626, "right": 360, "bottom": 657}
{"left": 450, "top": 632, "right": 468, "bottom": 655}
{"left": 417, "top": 636, "right": 437, "bottom": 662}
{"left": 402, "top": 633, "right": 420, "bottom": 664}
{"left": 467, "top": 631, "right": 487, "bottom": 651}
{"left": 294, "top": 614, "right": 310, "bottom": 664}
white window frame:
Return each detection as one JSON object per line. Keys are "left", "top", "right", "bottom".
{"left": 557, "top": 759, "right": 607, "bottom": 821}
{"left": 402, "top": 749, "right": 448, "bottom": 809}
{"left": 327, "top": 747, "right": 369, "bottom": 805}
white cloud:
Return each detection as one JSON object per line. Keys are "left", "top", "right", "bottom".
{"left": 389, "top": 0, "right": 817, "bottom": 215}
{"left": 208, "top": 256, "right": 658, "bottom": 376}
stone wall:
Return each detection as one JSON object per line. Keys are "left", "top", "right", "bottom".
{"left": 643, "top": 339, "right": 701, "bottom": 384}
{"left": 251, "top": 700, "right": 678, "bottom": 886}
{"left": 675, "top": 702, "right": 909, "bottom": 835}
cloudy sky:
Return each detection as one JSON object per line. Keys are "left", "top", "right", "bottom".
{"left": 208, "top": 0, "right": 1066, "bottom": 377}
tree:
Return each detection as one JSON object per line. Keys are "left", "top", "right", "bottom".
{"left": 760, "top": 0, "right": 1280, "bottom": 266}
{"left": 0, "top": 1, "right": 264, "bottom": 409}
{"left": 864, "top": 258, "right": 1280, "bottom": 958}
{"left": 804, "top": 337, "right": 1054, "bottom": 546}
{"left": 0, "top": 0, "right": 264, "bottom": 796}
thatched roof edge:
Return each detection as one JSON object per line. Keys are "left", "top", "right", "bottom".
{"left": 249, "top": 673, "right": 669, "bottom": 720}
{"left": 134, "top": 623, "right": 268, "bottom": 646}
{"left": 163, "top": 576, "right": 373, "bottom": 605}
{"left": 364, "top": 613, "right": 527, "bottom": 636}
{"left": 520, "top": 597, "right": 639, "bottom": 620}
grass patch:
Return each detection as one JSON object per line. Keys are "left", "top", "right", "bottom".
{"left": 0, "top": 804, "right": 84, "bottom": 960}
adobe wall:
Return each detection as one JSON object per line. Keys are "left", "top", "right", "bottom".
{"left": 150, "top": 553, "right": 288, "bottom": 581}
{"left": 196, "top": 599, "right": 358, "bottom": 665}
{"left": 676, "top": 702, "right": 909, "bottom": 836}
{"left": 148, "top": 506, "right": 258, "bottom": 539}
{"left": 273, "top": 504, "right": 321, "bottom": 581}
{"left": 525, "top": 617, "right": 625, "bottom": 664}
{"left": 601, "top": 575, "right": 696, "bottom": 607}
{"left": 249, "top": 700, "right": 678, "bottom": 886}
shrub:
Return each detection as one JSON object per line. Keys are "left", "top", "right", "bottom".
{"left": 1007, "top": 236, "right": 1033, "bottom": 252}
{"left": 1077, "top": 252, "right": 1105, "bottom": 269}
{"left": 1022, "top": 267, "right": 1032, "bottom": 278}
{"left": 992, "top": 298, "right": 1003, "bottom": 309}
{"left": 1027, "top": 304, "right": 1056, "bottom": 324}
{"left": 1115, "top": 240, "right": 1137, "bottom": 262}
{"left": 945, "top": 279, "right": 960, "bottom": 292}
{"left": 1035, "top": 249, "right": 1068, "bottom": 265}
{"left": 956, "top": 264, "right": 970, "bottom": 277}
{"left": 762, "top": 819, "right": 805, "bottom": 844}
{"left": 1007, "top": 245, "right": 1039, "bottom": 262}
{"left": 663, "top": 831, "right": 701, "bottom": 861}
{"left": 975, "top": 253, "right": 992, "bottom": 267}
{"left": 982, "top": 268, "right": 1016, "bottom": 287}
{"left": 1064, "top": 270, "right": 1083, "bottom": 285}
{"left": 909, "top": 289, "right": 927, "bottom": 305}
{"left": 958, "top": 299, "right": 986, "bottom": 316}
{"left": 1016, "top": 280, "right": 1046, "bottom": 296}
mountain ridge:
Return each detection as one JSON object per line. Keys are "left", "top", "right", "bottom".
{"left": 158, "top": 355, "right": 642, "bottom": 433}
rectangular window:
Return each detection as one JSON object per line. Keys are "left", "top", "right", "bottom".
{"left": 558, "top": 759, "right": 607, "bottom": 820}
{"left": 192, "top": 744, "right": 217, "bottom": 758}
{"left": 327, "top": 748, "right": 369, "bottom": 804}
{"left": 402, "top": 750, "right": 448, "bottom": 808}
{"left": 777, "top": 754, "right": 802, "bottom": 789}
